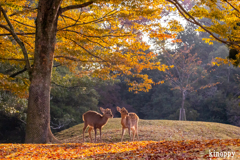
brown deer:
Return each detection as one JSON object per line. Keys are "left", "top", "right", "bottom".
{"left": 116, "top": 106, "right": 139, "bottom": 142}
{"left": 82, "top": 107, "right": 113, "bottom": 143}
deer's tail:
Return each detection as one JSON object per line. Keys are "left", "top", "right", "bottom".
{"left": 82, "top": 113, "right": 85, "bottom": 121}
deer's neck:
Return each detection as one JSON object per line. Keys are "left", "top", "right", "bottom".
{"left": 121, "top": 114, "right": 128, "bottom": 128}
{"left": 121, "top": 114, "right": 128, "bottom": 119}
{"left": 100, "top": 116, "right": 109, "bottom": 125}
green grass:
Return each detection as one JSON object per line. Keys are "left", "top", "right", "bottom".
{"left": 55, "top": 118, "right": 240, "bottom": 143}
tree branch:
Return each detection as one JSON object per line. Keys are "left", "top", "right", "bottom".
{"left": 166, "top": 0, "right": 240, "bottom": 47}
{"left": 0, "top": 56, "right": 104, "bottom": 63}
{"left": 224, "top": 0, "right": 240, "bottom": 13}
{"left": 0, "top": 56, "right": 105, "bottom": 63}
{"left": 9, "top": 64, "right": 61, "bottom": 78}
{"left": 10, "top": 67, "right": 28, "bottom": 78}
{"left": 54, "top": 55, "right": 105, "bottom": 62}
{"left": 0, "top": 5, "right": 32, "bottom": 74}
{"left": 0, "top": 58, "right": 28, "bottom": 61}
{"left": 63, "top": 36, "right": 110, "bottom": 64}
{"left": 18, "top": 118, "right": 26, "bottom": 125}
{"left": 59, "top": 1, "right": 94, "bottom": 14}
{"left": 10, "top": 19, "right": 35, "bottom": 28}
{"left": 58, "top": 9, "right": 117, "bottom": 31}
{"left": 51, "top": 81, "right": 85, "bottom": 89}
{"left": 61, "top": 29, "right": 131, "bottom": 38}
{"left": 169, "top": 1, "right": 194, "bottom": 24}
{"left": 60, "top": 15, "right": 78, "bottom": 22}
{"left": 61, "top": 30, "right": 109, "bottom": 49}
{"left": 9, "top": 7, "right": 37, "bottom": 17}
{"left": 0, "top": 32, "right": 35, "bottom": 36}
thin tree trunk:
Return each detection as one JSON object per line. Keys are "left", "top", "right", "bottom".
{"left": 179, "top": 90, "right": 186, "bottom": 121}
{"left": 25, "top": 0, "right": 62, "bottom": 143}
{"left": 227, "top": 66, "right": 230, "bottom": 83}
{"left": 181, "top": 90, "right": 185, "bottom": 110}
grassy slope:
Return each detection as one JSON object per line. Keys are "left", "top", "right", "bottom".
{"left": 55, "top": 118, "right": 240, "bottom": 143}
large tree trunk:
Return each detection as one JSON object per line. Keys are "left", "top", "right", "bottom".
{"left": 25, "top": 0, "right": 62, "bottom": 143}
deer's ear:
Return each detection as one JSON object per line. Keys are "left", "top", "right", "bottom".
{"left": 100, "top": 107, "right": 105, "bottom": 113}
{"left": 116, "top": 106, "right": 121, "bottom": 112}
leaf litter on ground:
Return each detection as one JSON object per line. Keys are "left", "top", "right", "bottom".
{"left": 0, "top": 139, "right": 239, "bottom": 159}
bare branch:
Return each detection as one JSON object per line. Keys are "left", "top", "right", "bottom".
{"left": 10, "top": 67, "right": 28, "bottom": 78}
{"left": 51, "top": 81, "right": 85, "bottom": 89}
{"left": 18, "top": 119, "right": 26, "bottom": 125}
{"left": 50, "top": 119, "right": 72, "bottom": 130}
{"left": 163, "top": 48, "right": 183, "bottom": 84}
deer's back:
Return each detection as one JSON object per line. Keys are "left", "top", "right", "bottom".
{"left": 128, "top": 112, "right": 139, "bottom": 123}
{"left": 122, "top": 112, "right": 139, "bottom": 128}
{"left": 82, "top": 111, "right": 103, "bottom": 126}
{"left": 128, "top": 112, "right": 139, "bottom": 119}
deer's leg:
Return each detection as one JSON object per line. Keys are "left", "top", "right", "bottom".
{"left": 132, "top": 128, "right": 135, "bottom": 141}
{"left": 88, "top": 127, "right": 93, "bottom": 143}
{"left": 136, "top": 124, "right": 139, "bottom": 141}
{"left": 82, "top": 122, "right": 88, "bottom": 143}
{"left": 99, "top": 127, "right": 102, "bottom": 142}
{"left": 128, "top": 127, "right": 131, "bottom": 141}
{"left": 94, "top": 127, "right": 97, "bottom": 143}
{"left": 121, "top": 127, "right": 125, "bottom": 142}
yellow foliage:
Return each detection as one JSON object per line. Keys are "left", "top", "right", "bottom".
{"left": 190, "top": 1, "right": 240, "bottom": 45}
{"left": 0, "top": 0, "right": 184, "bottom": 94}
{"left": 213, "top": 57, "right": 233, "bottom": 66}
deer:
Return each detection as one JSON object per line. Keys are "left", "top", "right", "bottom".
{"left": 116, "top": 106, "right": 139, "bottom": 142}
{"left": 82, "top": 107, "right": 113, "bottom": 143}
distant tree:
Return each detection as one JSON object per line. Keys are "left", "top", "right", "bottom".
{"left": 226, "top": 97, "right": 240, "bottom": 127}
{"left": 161, "top": 44, "right": 216, "bottom": 120}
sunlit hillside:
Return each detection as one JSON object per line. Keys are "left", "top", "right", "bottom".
{"left": 55, "top": 118, "right": 240, "bottom": 143}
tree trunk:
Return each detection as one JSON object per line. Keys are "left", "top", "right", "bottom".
{"left": 181, "top": 90, "right": 185, "bottom": 110}
{"left": 179, "top": 89, "right": 186, "bottom": 121}
{"left": 25, "top": 0, "right": 62, "bottom": 143}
